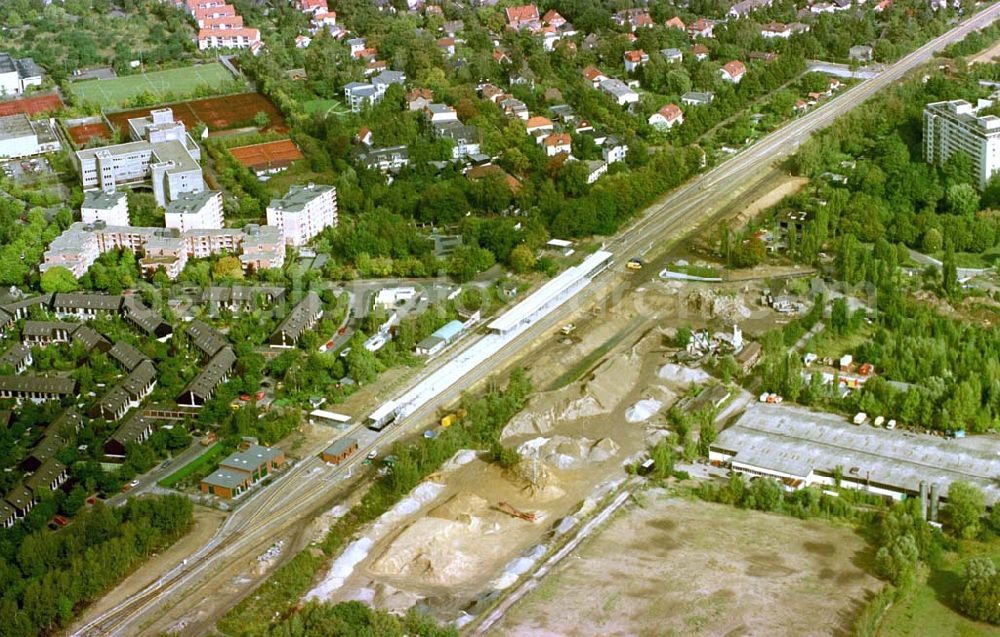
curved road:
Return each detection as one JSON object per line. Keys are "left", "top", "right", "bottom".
{"left": 73, "top": 5, "right": 1000, "bottom": 634}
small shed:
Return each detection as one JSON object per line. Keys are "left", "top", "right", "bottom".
{"left": 322, "top": 437, "right": 359, "bottom": 464}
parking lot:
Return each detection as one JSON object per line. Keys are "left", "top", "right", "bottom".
{"left": 2, "top": 157, "right": 54, "bottom": 182}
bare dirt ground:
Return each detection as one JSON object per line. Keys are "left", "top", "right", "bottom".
{"left": 729, "top": 175, "right": 810, "bottom": 228}
{"left": 68, "top": 506, "right": 226, "bottom": 634}
{"left": 970, "top": 40, "right": 1000, "bottom": 64}
{"left": 492, "top": 493, "right": 880, "bottom": 637}
{"left": 311, "top": 262, "right": 804, "bottom": 624}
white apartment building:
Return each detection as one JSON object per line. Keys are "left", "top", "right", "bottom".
{"left": 165, "top": 190, "right": 224, "bottom": 231}
{"left": 198, "top": 27, "right": 261, "bottom": 51}
{"left": 41, "top": 221, "right": 284, "bottom": 281}
{"left": 0, "top": 53, "right": 42, "bottom": 96}
{"left": 81, "top": 189, "right": 130, "bottom": 226}
{"left": 924, "top": 99, "right": 1000, "bottom": 188}
{"left": 74, "top": 108, "right": 204, "bottom": 207}
{"left": 266, "top": 183, "right": 337, "bottom": 247}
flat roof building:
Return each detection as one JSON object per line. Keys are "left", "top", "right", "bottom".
{"left": 42, "top": 221, "right": 285, "bottom": 281}
{"left": 711, "top": 403, "right": 1000, "bottom": 505}
{"left": 201, "top": 444, "right": 285, "bottom": 498}
{"left": 0, "top": 114, "right": 60, "bottom": 159}
{"left": 81, "top": 189, "right": 130, "bottom": 227}
{"left": 322, "top": 437, "right": 358, "bottom": 464}
{"left": 0, "top": 52, "right": 43, "bottom": 96}
{"left": 165, "top": 190, "right": 224, "bottom": 232}
{"left": 73, "top": 108, "right": 204, "bottom": 207}
{"left": 266, "top": 183, "right": 337, "bottom": 247}
{"left": 925, "top": 99, "right": 1000, "bottom": 188}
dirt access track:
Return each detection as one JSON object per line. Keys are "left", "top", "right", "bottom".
{"left": 492, "top": 493, "right": 879, "bottom": 637}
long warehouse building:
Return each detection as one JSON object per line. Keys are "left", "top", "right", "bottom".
{"left": 710, "top": 403, "right": 1000, "bottom": 506}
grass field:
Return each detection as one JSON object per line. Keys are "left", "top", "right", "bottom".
{"left": 495, "top": 495, "right": 880, "bottom": 636}
{"left": 70, "top": 63, "right": 235, "bottom": 109}
{"left": 302, "top": 98, "right": 350, "bottom": 117}
{"left": 880, "top": 540, "right": 1000, "bottom": 637}
{"left": 158, "top": 442, "right": 225, "bottom": 489}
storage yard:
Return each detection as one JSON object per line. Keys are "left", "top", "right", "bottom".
{"left": 492, "top": 494, "right": 881, "bottom": 636}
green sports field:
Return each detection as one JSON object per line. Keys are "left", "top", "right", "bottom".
{"left": 70, "top": 62, "right": 236, "bottom": 109}
{"left": 302, "top": 98, "right": 351, "bottom": 117}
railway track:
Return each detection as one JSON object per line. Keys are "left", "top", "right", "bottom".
{"left": 74, "top": 6, "right": 1000, "bottom": 634}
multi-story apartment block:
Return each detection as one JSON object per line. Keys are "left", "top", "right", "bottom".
{"left": 73, "top": 108, "right": 204, "bottom": 207}
{"left": 165, "top": 190, "right": 224, "bottom": 231}
{"left": 81, "top": 189, "right": 130, "bottom": 226}
{"left": 266, "top": 183, "right": 337, "bottom": 247}
{"left": 198, "top": 27, "right": 261, "bottom": 50}
{"left": 41, "top": 221, "right": 284, "bottom": 281}
{"left": 924, "top": 99, "right": 1000, "bottom": 188}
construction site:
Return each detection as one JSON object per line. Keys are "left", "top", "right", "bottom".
{"left": 297, "top": 229, "right": 818, "bottom": 625}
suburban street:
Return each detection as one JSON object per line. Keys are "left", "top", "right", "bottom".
{"left": 71, "top": 4, "right": 1000, "bottom": 635}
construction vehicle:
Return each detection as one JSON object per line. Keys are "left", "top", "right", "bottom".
{"left": 560, "top": 323, "right": 576, "bottom": 336}
{"left": 626, "top": 258, "right": 644, "bottom": 270}
{"left": 498, "top": 501, "right": 537, "bottom": 522}
{"left": 440, "top": 409, "right": 467, "bottom": 428}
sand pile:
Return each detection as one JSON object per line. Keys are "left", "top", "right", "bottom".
{"left": 560, "top": 395, "right": 606, "bottom": 420}
{"left": 658, "top": 363, "right": 711, "bottom": 387}
{"left": 625, "top": 399, "right": 663, "bottom": 423}
{"left": 585, "top": 352, "right": 642, "bottom": 412}
{"left": 517, "top": 435, "right": 620, "bottom": 469}
{"left": 368, "top": 493, "right": 512, "bottom": 587}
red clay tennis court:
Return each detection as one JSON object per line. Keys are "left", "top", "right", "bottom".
{"left": 228, "top": 139, "right": 304, "bottom": 171}
{"left": 105, "top": 92, "right": 287, "bottom": 135}
{"left": 0, "top": 94, "right": 63, "bottom": 117}
{"left": 66, "top": 122, "right": 113, "bottom": 145}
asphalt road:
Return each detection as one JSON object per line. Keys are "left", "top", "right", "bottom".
{"left": 73, "top": 5, "right": 1000, "bottom": 635}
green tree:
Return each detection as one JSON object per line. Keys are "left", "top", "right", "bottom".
{"left": 40, "top": 266, "right": 80, "bottom": 293}
{"left": 947, "top": 481, "right": 986, "bottom": 539}
{"left": 957, "top": 558, "right": 1000, "bottom": 625}
{"left": 212, "top": 255, "right": 244, "bottom": 281}
{"left": 945, "top": 183, "right": 979, "bottom": 217}
{"left": 508, "top": 245, "right": 536, "bottom": 274}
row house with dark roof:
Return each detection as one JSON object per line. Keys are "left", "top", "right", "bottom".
{"left": 90, "top": 360, "right": 157, "bottom": 421}
{"left": 104, "top": 413, "right": 156, "bottom": 458}
{"left": 0, "top": 375, "right": 77, "bottom": 403}
{"left": 108, "top": 341, "right": 148, "bottom": 372}
{"left": 185, "top": 319, "right": 229, "bottom": 359}
{"left": 50, "top": 292, "right": 124, "bottom": 319}
{"left": 0, "top": 343, "right": 32, "bottom": 374}
{"left": 270, "top": 291, "right": 323, "bottom": 348}
{"left": 177, "top": 346, "right": 236, "bottom": 407}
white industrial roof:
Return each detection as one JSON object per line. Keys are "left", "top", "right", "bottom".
{"left": 488, "top": 250, "right": 611, "bottom": 333}
{"left": 310, "top": 409, "right": 351, "bottom": 423}
{"left": 715, "top": 403, "right": 1000, "bottom": 505}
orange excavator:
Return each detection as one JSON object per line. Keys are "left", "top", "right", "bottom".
{"left": 498, "top": 501, "right": 537, "bottom": 522}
